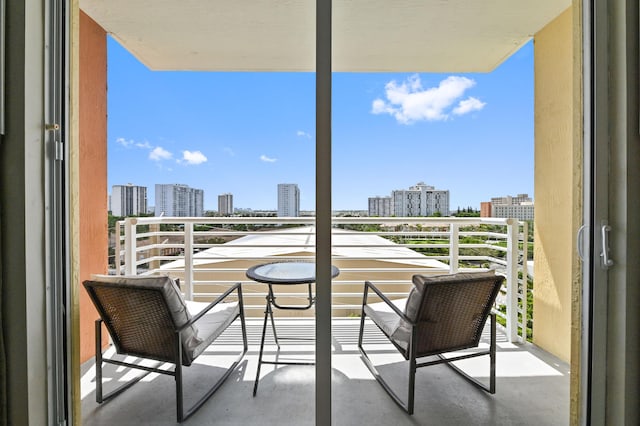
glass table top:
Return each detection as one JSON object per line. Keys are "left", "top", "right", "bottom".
{"left": 246, "top": 261, "right": 339, "bottom": 284}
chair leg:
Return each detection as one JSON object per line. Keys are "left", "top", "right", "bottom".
{"left": 489, "top": 312, "right": 496, "bottom": 393}
{"left": 177, "top": 312, "right": 248, "bottom": 422}
{"left": 407, "top": 357, "right": 416, "bottom": 415}
{"left": 438, "top": 313, "right": 496, "bottom": 394}
{"left": 357, "top": 308, "right": 366, "bottom": 348}
{"left": 94, "top": 319, "right": 150, "bottom": 404}
{"left": 176, "top": 341, "right": 184, "bottom": 423}
{"left": 95, "top": 319, "right": 103, "bottom": 403}
{"left": 358, "top": 316, "right": 415, "bottom": 414}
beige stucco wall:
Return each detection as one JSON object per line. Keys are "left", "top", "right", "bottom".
{"left": 533, "top": 7, "right": 580, "bottom": 365}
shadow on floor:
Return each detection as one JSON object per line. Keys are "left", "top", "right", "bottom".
{"left": 81, "top": 319, "right": 569, "bottom": 426}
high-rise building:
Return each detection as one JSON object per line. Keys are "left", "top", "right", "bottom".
{"left": 485, "top": 193, "right": 534, "bottom": 220}
{"left": 218, "top": 193, "right": 233, "bottom": 216}
{"left": 480, "top": 194, "right": 534, "bottom": 220}
{"left": 277, "top": 183, "right": 300, "bottom": 217}
{"left": 390, "top": 182, "right": 450, "bottom": 217}
{"left": 155, "top": 184, "right": 204, "bottom": 217}
{"left": 491, "top": 193, "right": 532, "bottom": 206}
{"left": 368, "top": 196, "right": 392, "bottom": 216}
{"left": 111, "top": 184, "right": 147, "bottom": 217}
{"left": 493, "top": 203, "right": 535, "bottom": 220}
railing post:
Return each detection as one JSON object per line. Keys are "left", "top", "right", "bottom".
{"left": 505, "top": 218, "right": 519, "bottom": 342}
{"left": 521, "top": 221, "right": 529, "bottom": 342}
{"left": 124, "top": 218, "right": 138, "bottom": 276}
{"left": 115, "top": 221, "right": 122, "bottom": 275}
{"left": 449, "top": 223, "right": 459, "bottom": 273}
{"left": 149, "top": 223, "right": 161, "bottom": 272}
{"left": 184, "top": 222, "right": 194, "bottom": 300}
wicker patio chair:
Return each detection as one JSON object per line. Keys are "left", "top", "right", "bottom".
{"left": 83, "top": 275, "right": 248, "bottom": 422}
{"left": 358, "top": 271, "right": 505, "bottom": 414}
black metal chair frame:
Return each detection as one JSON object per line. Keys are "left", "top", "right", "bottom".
{"left": 358, "top": 280, "right": 497, "bottom": 415}
{"left": 91, "top": 282, "right": 248, "bottom": 422}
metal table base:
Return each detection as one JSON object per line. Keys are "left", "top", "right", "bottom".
{"left": 253, "top": 282, "right": 315, "bottom": 396}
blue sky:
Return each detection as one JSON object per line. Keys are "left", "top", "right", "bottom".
{"left": 108, "top": 37, "right": 534, "bottom": 212}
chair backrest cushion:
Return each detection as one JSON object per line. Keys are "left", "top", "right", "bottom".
{"left": 403, "top": 274, "right": 427, "bottom": 321}
{"left": 395, "top": 272, "right": 504, "bottom": 358}
{"left": 83, "top": 275, "right": 201, "bottom": 365}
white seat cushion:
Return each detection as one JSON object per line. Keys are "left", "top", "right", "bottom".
{"left": 363, "top": 298, "right": 407, "bottom": 338}
{"left": 184, "top": 300, "right": 240, "bottom": 362}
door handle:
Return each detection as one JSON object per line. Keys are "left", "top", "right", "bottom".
{"left": 600, "top": 223, "right": 613, "bottom": 269}
{"left": 577, "top": 225, "right": 586, "bottom": 261}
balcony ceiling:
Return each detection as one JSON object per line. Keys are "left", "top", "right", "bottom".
{"left": 80, "top": 0, "right": 570, "bottom": 72}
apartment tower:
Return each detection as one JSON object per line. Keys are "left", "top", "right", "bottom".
{"left": 368, "top": 196, "right": 392, "bottom": 216}
{"left": 486, "top": 193, "right": 534, "bottom": 220}
{"left": 277, "top": 183, "right": 300, "bottom": 217}
{"left": 155, "top": 184, "right": 204, "bottom": 217}
{"left": 111, "top": 184, "right": 147, "bottom": 217}
{"left": 218, "top": 193, "right": 234, "bottom": 216}
{"left": 391, "top": 182, "right": 450, "bottom": 217}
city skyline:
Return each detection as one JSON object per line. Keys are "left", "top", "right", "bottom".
{"left": 108, "top": 181, "right": 531, "bottom": 216}
{"left": 108, "top": 37, "right": 533, "bottom": 211}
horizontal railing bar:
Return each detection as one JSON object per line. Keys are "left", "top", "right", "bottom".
{"left": 126, "top": 231, "right": 512, "bottom": 240}
{"left": 122, "top": 241, "right": 513, "bottom": 256}
{"left": 192, "top": 281, "right": 417, "bottom": 286}
{"left": 199, "top": 304, "right": 510, "bottom": 312}
{"left": 122, "top": 216, "right": 515, "bottom": 226}
{"left": 148, "top": 267, "right": 452, "bottom": 274}
{"left": 129, "top": 267, "right": 481, "bottom": 275}
{"left": 191, "top": 292, "right": 412, "bottom": 299}
{"left": 136, "top": 255, "right": 455, "bottom": 262}
{"left": 203, "top": 259, "right": 444, "bottom": 266}
{"left": 131, "top": 243, "right": 509, "bottom": 249}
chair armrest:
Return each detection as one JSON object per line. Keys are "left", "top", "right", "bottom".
{"left": 178, "top": 282, "right": 243, "bottom": 332}
{"left": 364, "top": 281, "right": 414, "bottom": 324}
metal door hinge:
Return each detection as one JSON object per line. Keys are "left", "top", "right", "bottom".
{"left": 55, "top": 140, "right": 64, "bottom": 161}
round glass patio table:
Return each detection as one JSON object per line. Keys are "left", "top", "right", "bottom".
{"left": 245, "top": 261, "right": 340, "bottom": 396}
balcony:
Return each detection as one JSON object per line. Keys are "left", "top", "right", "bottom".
{"left": 82, "top": 216, "right": 567, "bottom": 424}
{"left": 81, "top": 317, "right": 568, "bottom": 425}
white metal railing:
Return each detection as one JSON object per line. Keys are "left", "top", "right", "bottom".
{"left": 111, "top": 216, "right": 531, "bottom": 342}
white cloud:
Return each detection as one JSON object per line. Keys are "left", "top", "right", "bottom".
{"left": 371, "top": 75, "right": 483, "bottom": 124}
{"left": 260, "top": 155, "right": 277, "bottom": 163}
{"left": 116, "top": 137, "right": 151, "bottom": 149}
{"left": 116, "top": 137, "right": 134, "bottom": 147}
{"left": 371, "top": 99, "right": 391, "bottom": 115}
{"left": 181, "top": 150, "right": 208, "bottom": 165}
{"left": 117, "top": 137, "right": 183, "bottom": 164}
{"left": 149, "top": 146, "right": 173, "bottom": 161}
{"left": 453, "top": 97, "right": 486, "bottom": 115}
{"left": 297, "top": 130, "right": 311, "bottom": 139}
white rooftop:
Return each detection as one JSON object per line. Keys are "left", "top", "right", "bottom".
{"left": 161, "top": 226, "right": 448, "bottom": 270}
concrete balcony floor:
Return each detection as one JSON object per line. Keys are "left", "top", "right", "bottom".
{"left": 81, "top": 318, "right": 569, "bottom": 425}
